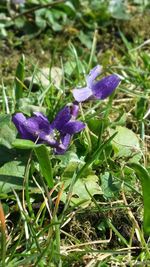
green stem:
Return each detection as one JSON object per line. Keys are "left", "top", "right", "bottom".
{"left": 88, "top": 29, "right": 98, "bottom": 70}
{"left": 40, "top": 176, "right": 53, "bottom": 218}
{"left": 24, "top": 154, "right": 35, "bottom": 219}
{"left": 60, "top": 170, "right": 77, "bottom": 221}
{"left": 107, "top": 219, "right": 129, "bottom": 247}
{"left": 140, "top": 120, "right": 145, "bottom": 141}
{"left": 104, "top": 90, "right": 116, "bottom": 119}
{"left": 79, "top": 103, "right": 92, "bottom": 152}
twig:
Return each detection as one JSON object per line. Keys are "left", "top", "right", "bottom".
{"left": 12, "top": 0, "right": 67, "bottom": 20}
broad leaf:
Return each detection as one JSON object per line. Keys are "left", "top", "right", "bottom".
{"left": 12, "top": 139, "right": 36, "bottom": 149}
{"left": 0, "top": 114, "right": 11, "bottom": 126}
{"left": 101, "top": 172, "right": 121, "bottom": 199}
{"left": 0, "top": 124, "right": 16, "bottom": 149}
{"left": 34, "top": 145, "right": 53, "bottom": 188}
{"left": 110, "top": 126, "right": 142, "bottom": 162}
{"left": 0, "top": 161, "right": 25, "bottom": 193}
{"left": 109, "top": 0, "right": 130, "bottom": 20}
{"left": 61, "top": 161, "right": 102, "bottom": 206}
{"left": 57, "top": 151, "right": 84, "bottom": 168}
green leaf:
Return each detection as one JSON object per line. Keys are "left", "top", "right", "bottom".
{"left": 14, "top": 17, "right": 26, "bottom": 29}
{"left": 78, "top": 31, "right": 93, "bottom": 49}
{"left": 129, "top": 163, "right": 150, "bottom": 234}
{"left": 0, "top": 23, "right": 7, "bottom": 38}
{"left": 64, "top": 61, "right": 76, "bottom": 76}
{"left": 12, "top": 142, "right": 54, "bottom": 187}
{"left": 135, "top": 97, "right": 147, "bottom": 120}
{"left": 34, "top": 145, "right": 53, "bottom": 188}
{"left": 88, "top": 118, "right": 106, "bottom": 136}
{"left": 71, "top": 174, "right": 102, "bottom": 204}
{"left": 0, "top": 124, "right": 16, "bottom": 149}
{"left": 60, "top": 152, "right": 102, "bottom": 206}
{"left": 46, "top": 10, "right": 63, "bottom": 31}
{"left": 0, "top": 114, "right": 11, "bottom": 127}
{"left": 62, "top": 167, "right": 102, "bottom": 206}
{"left": 17, "top": 98, "right": 46, "bottom": 116}
{"left": 14, "top": 54, "right": 25, "bottom": 101}
{"left": 57, "top": 150, "right": 84, "bottom": 168}
{"left": 12, "top": 139, "right": 36, "bottom": 149}
{"left": 110, "top": 126, "right": 142, "bottom": 162}
{"left": 0, "top": 161, "right": 25, "bottom": 193}
{"left": 35, "top": 14, "right": 47, "bottom": 29}
{"left": 59, "top": 2, "right": 76, "bottom": 16}
{"left": 109, "top": 0, "right": 130, "bottom": 20}
{"left": 77, "top": 132, "right": 117, "bottom": 180}
{"left": 101, "top": 172, "right": 121, "bottom": 199}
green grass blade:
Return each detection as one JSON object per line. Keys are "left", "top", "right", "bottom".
{"left": 14, "top": 54, "right": 25, "bottom": 101}
{"left": 77, "top": 132, "right": 117, "bottom": 180}
{"left": 129, "top": 162, "right": 150, "bottom": 234}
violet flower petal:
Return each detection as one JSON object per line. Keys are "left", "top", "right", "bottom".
{"left": 61, "top": 121, "right": 85, "bottom": 135}
{"left": 72, "top": 86, "right": 93, "bottom": 102}
{"left": 70, "top": 102, "right": 79, "bottom": 118}
{"left": 33, "top": 112, "right": 50, "bottom": 124}
{"left": 12, "top": 112, "right": 54, "bottom": 144}
{"left": 92, "top": 74, "right": 120, "bottom": 99}
{"left": 12, "top": 113, "right": 39, "bottom": 141}
{"left": 12, "top": 113, "right": 29, "bottom": 139}
{"left": 86, "top": 65, "right": 102, "bottom": 87}
{"left": 72, "top": 66, "right": 120, "bottom": 103}
{"left": 51, "top": 106, "right": 71, "bottom": 131}
{"left": 12, "top": 104, "right": 85, "bottom": 154}
{"left": 27, "top": 114, "right": 51, "bottom": 136}
{"left": 55, "top": 134, "right": 71, "bottom": 154}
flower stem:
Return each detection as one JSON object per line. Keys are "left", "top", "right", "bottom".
{"left": 79, "top": 103, "right": 92, "bottom": 152}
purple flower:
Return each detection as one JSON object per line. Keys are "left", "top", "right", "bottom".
{"left": 72, "top": 65, "right": 120, "bottom": 102}
{"left": 12, "top": 103, "right": 85, "bottom": 154}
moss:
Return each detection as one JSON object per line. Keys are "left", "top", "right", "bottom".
{"left": 121, "top": 11, "right": 150, "bottom": 41}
